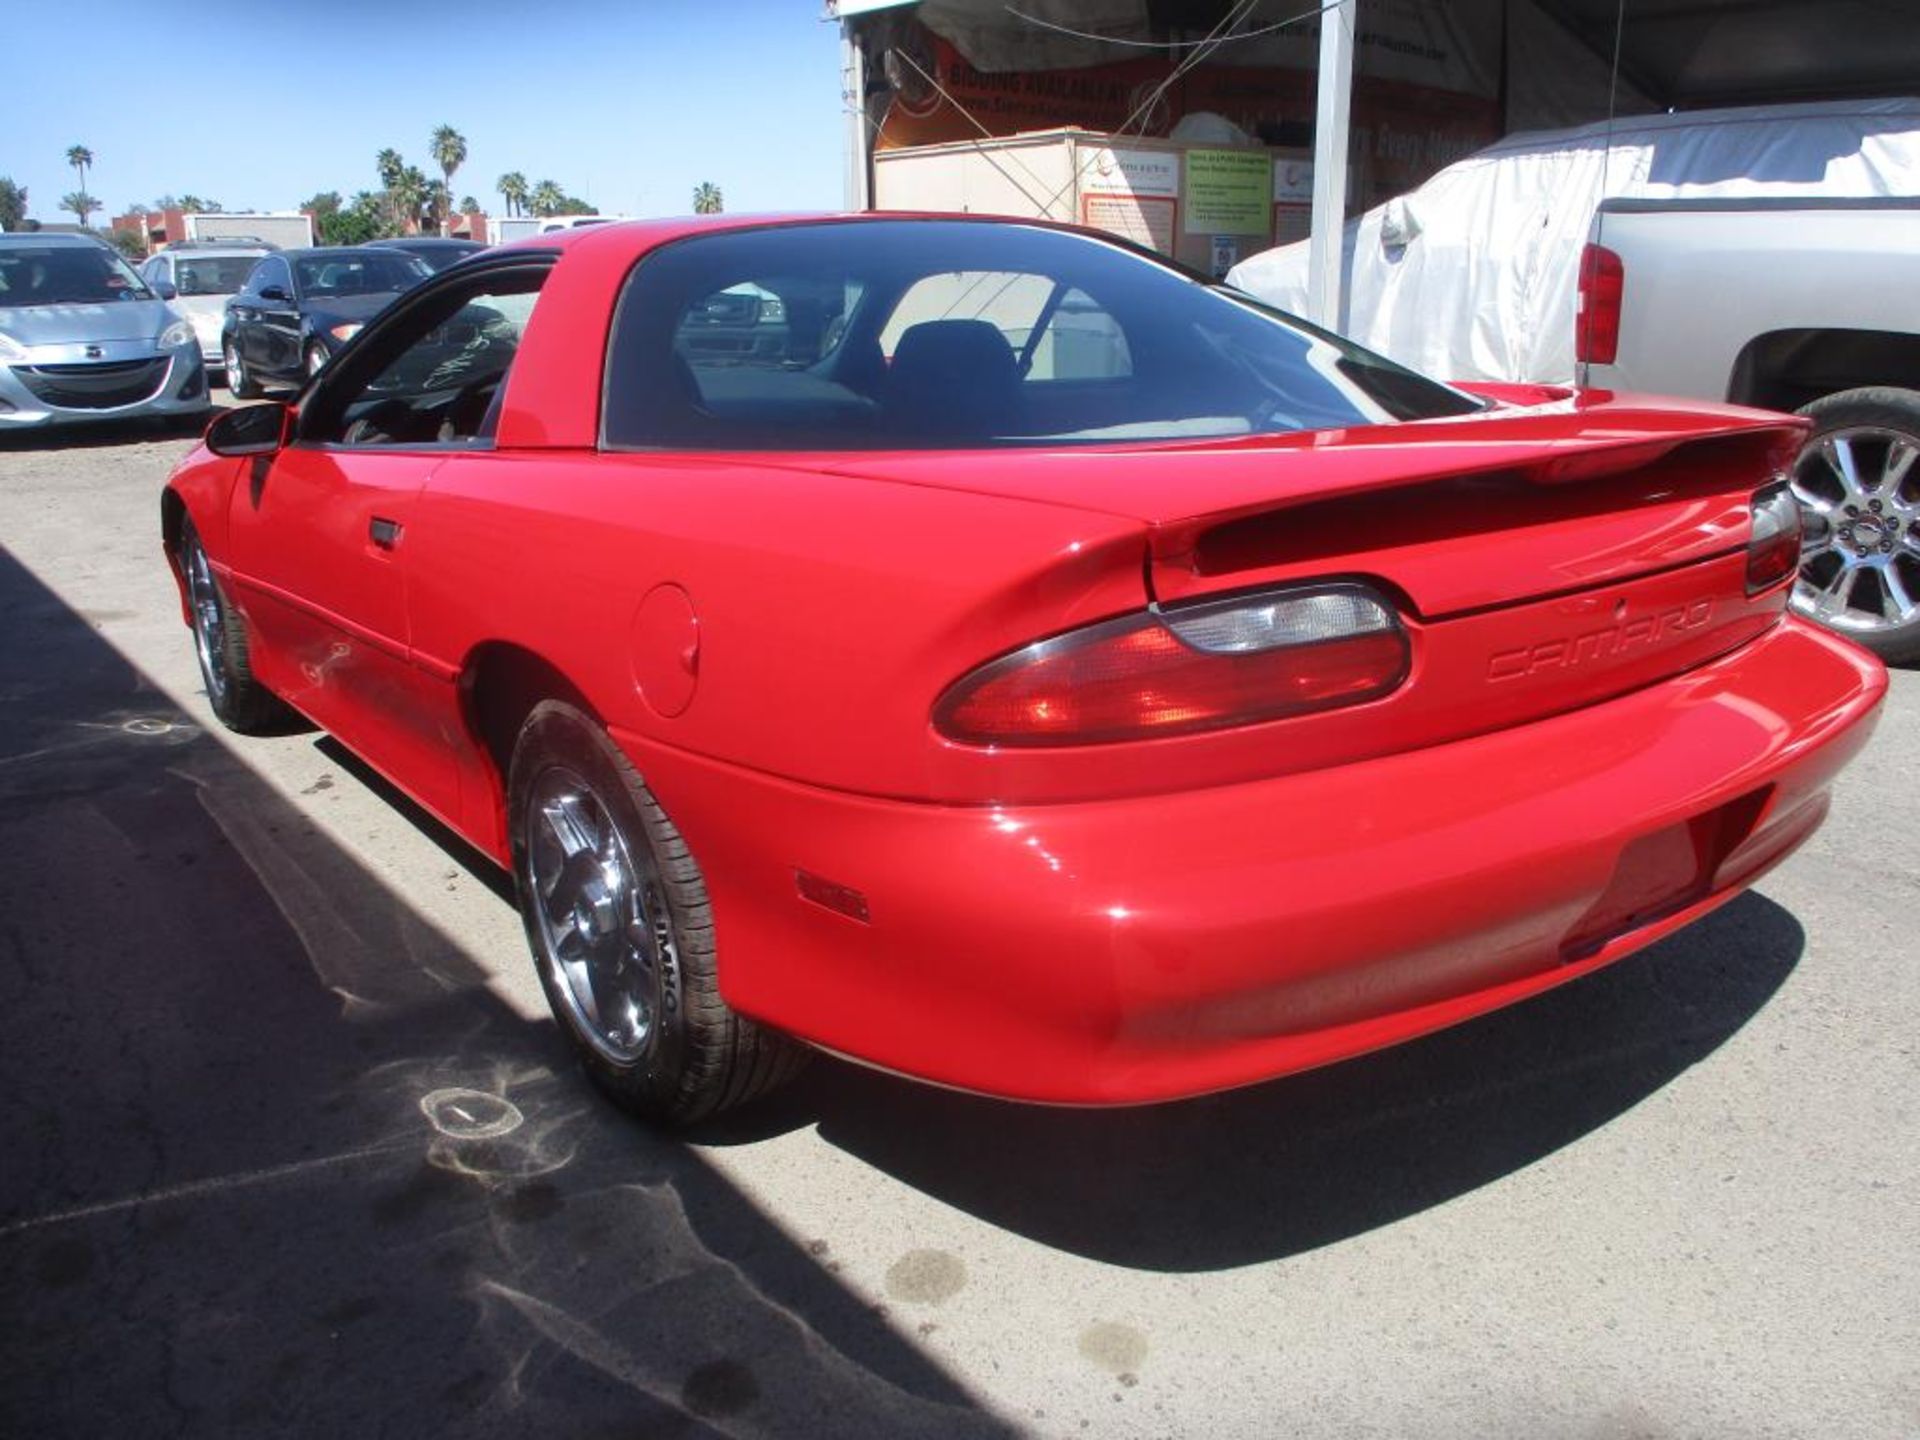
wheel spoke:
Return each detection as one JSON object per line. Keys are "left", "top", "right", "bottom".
{"left": 1814, "top": 562, "right": 1859, "bottom": 616}
{"left": 1885, "top": 563, "right": 1919, "bottom": 624}
{"left": 541, "top": 794, "right": 597, "bottom": 860}
{"left": 1789, "top": 476, "right": 1837, "bottom": 515}
{"left": 1880, "top": 439, "right": 1916, "bottom": 499}
{"left": 1823, "top": 436, "right": 1869, "bottom": 506}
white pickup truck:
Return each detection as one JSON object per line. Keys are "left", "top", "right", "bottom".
{"left": 1579, "top": 196, "right": 1920, "bottom": 662}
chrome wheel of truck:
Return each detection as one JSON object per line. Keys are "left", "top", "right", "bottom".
{"left": 1790, "top": 388, "right": 1920, "bottom": 665}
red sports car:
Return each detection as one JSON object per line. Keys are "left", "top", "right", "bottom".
{"left": 163, "top": 215, "right": 1885, "bottom": 1123}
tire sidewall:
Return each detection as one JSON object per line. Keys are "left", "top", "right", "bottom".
{"left": 507, "top": 703, "right": 691, "bottom": 1104}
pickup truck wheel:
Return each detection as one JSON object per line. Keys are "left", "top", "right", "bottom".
{"left": 1789, "top": 387, "right": 1920, "bottom": 666}
{"left": 507, "top": 701, "right": 807, "bottom": 1125}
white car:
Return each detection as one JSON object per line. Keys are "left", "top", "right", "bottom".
{"left": 139, "top": 242, "right": 275, "bottom": 376}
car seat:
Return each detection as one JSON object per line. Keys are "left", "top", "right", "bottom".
{"left": 884, "top": 319, "right": 1022, "bottom": 442}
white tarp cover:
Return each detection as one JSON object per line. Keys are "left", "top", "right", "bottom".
{"left": 1225, "top": 97, "right": 1920, "bottom": 385}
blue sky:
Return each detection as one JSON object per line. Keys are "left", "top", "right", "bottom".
{"left": 7, "top": 0, "right": 848, "bottom": 224}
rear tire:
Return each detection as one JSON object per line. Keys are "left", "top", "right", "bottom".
{"left": 1790, "top": 387, "right": 1920, "bottom": 666}
{"left": 507, "top": 701, "right": 807, "bottom": 1125}
{"left": 224, "top": 338, "right": 261, "bottom": 400}
{"left": 179, "top": 520, "right": 284, "bottom": 732}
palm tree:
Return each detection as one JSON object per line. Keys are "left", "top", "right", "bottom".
{"left": 391, "top": 166, "right": 429, "bottom": 235}
{"left": 692, "top": 182, "right": 724, "bottom": 215}
{"left": 66, "top": 146, "right": 94, "bottom": 224}
{"left": 529, "top": 179, "right": 565, "bottom": 218}
{"left": 497, "top": 172, "right": 528, "bottom": 218}
{"left": 376, "top": 149, "right": 408, "bottom": 232}
{"left": 62, "top": 192, "right": 101, "bottom": 226}
{"left": 430, "top": 125, "right": 467, "bottom": 236}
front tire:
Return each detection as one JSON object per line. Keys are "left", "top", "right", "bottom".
{"left": 507, "top": 701, "right": 806, "bottom": 1125}
{"left": 1790, "top": 387, "right": 1920, "bottom": 665}
{"left": 223, "top": 338, "right": 261, "bottom": 400}
{"left": 179, "top": 520, "right": 283, "bottom": 732}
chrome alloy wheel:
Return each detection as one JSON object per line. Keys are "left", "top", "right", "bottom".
{"left": 1789, "top": 426, "right": 1920, "bottom": 637}
{"left": 184, "top": 539, "right": 230, "bottom": 708}
{"left": 521, "top": 767, "right": 676, "bottom": 1064}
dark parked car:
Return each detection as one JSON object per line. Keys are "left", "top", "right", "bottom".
{"left": 221, "top": 247, "right": 430, "bottom": 395}
{"left": 366, "top": 236, "right": 487, "bottom": 272}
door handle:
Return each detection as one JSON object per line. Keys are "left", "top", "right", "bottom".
{"left": 369, "top": 516, "right": 402, "bottom": 550}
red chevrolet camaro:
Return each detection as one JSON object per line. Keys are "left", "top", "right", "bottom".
{"left": 163, "top": 214, "right": 1885, "bottom": 1123}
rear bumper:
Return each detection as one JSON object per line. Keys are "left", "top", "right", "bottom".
{"left": 616, "top": 617, "right": 1885, "bottom": 1105}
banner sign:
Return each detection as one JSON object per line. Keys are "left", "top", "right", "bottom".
{"left": 1184, "top": 150, "right": 1272, "bottom": 234}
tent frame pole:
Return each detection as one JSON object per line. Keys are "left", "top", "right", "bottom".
{"left": 1306, "top": 0, "right": 1356, "bottom": 327}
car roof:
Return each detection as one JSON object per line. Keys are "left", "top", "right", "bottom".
{"left": 159, "top": 245, "right": 271, "bottom": 258}
{"left": 277, "top": 246, "right": 419, "bottom": 261}
{"left": 369, "top": 237, "right": 483, "bottom": 248}
{"left": 0, "top": 232, "right": 113, "bottom": 249}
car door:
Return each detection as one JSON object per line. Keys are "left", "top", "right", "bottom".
{"left": 229, "top": 257, "right": 275, "bottom": 372}
{"left": 255, "top": 256, "right": 301, "bottom": 378}
{"left": 223, "top": 258, "right": 553, "bottom": 828}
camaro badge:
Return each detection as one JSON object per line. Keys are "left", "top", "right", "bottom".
{"left": 1488, "top": 598, "right": 1714, "bottom": 680}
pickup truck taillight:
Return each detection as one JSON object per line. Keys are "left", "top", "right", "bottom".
{"left": 933, "top": 583, "right": 1411, "bottom": 746}
{"left": 1577, "top": 243, "right": 1625, "bottom": 366}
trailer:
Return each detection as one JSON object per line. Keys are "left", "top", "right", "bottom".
{"left": 183, "top": 211, "right": 313, "bottom": 250}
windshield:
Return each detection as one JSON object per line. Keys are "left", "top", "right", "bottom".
{"left": 0, "top": 245, "right": 155, "bottom": 308}
{"left": 172, "top": 255, "right": 260, "bottom": 296}
{"left": 294, "top": 252, "right": 430, "bottom": 298}
{"left": 604, "top": 220, "right": 1482, "bottom": 451}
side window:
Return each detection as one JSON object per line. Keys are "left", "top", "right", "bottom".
{"left": 305, "top": 269, "right": 548, "bottom": 449}
{"left": 1024, "top": 288, "right": 1131, "bottom": 381}
{"left": 262, "top": 258, "right": 291, "bottom": 294}
{"left": 140, "top": 257, "right": 166, "bottom": 286}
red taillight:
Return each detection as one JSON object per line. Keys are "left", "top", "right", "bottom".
{"left": 1576, "top": 243, "right": 1624, "bottom": 366}
{"left": 1747, "top": 480, "right": 1801, "bottom": 594}
{"left": 934, "top": 584, "right": 1411, "bottom": 746}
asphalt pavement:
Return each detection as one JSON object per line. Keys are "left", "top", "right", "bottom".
{"left": 1, "top": 409, "right": 1915, "bottom": 1439}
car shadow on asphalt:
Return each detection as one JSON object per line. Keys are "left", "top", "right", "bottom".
{"left": 0, "top": 547, "right": 1013, "bottom": 1439}
{"left": 701, "top": 856, "right": 1805, "bottom": 1276}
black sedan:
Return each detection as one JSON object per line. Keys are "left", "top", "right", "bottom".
{"left": 221, "top": 247, "right": 430, "bottom": 396}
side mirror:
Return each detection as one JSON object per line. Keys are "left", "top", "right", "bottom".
{"left": 258, "top": 285, "right": 290, "bottom": 303}
{"left": 153, "top": 279, "right": 178, "bottom": 300}
{"left": 206, "top": 401, "right": 291, "bottom": 457}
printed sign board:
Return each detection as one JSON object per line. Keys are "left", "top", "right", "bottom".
{"left": 1183, "top": 150, "right": 1272, "bottom": 235}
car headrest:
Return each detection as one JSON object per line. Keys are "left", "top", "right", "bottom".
{"left": 885, "top": 319, "right": 1020, "bottom": 440}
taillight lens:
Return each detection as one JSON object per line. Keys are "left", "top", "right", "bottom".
{"left": 1576, "top": 243, "right": 1624, "bottom": 366}
{"left": 1747, "top": 480, "right": 1801, "bottom": 594}
{"left": 934, "top": 583, "right": 1411, "bottom": 746}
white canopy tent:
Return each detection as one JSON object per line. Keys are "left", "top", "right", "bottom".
{"left": 830, "top": 0, "right": 1920, "bottom": 330}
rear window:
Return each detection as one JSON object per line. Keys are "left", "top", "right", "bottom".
{"left": 602, "top": 219, "right": 1479, "bottom": 451}
{"left": 172, "top": 255, "right": 259, "bottom": 296}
